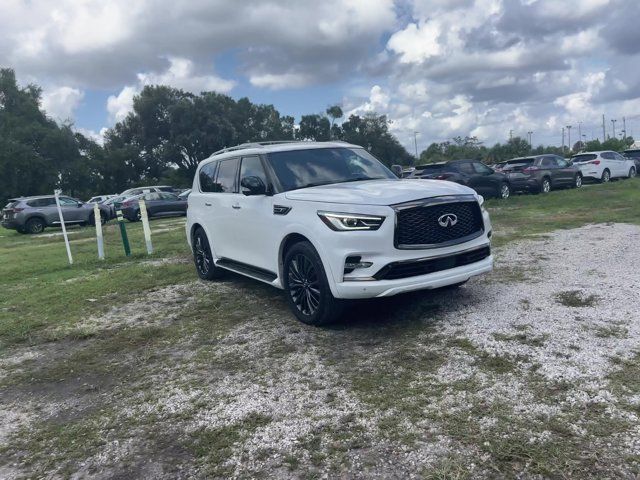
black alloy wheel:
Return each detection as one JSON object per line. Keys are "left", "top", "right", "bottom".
{"left": 25, "top": 217, "right": 45, "bottom": 234}
{"left": 284, "top": 241, "right": 344, "bottom": 326}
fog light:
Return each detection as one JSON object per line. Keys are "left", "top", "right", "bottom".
{"left": 344, "top": 256, "right": 373, "bottom": 274}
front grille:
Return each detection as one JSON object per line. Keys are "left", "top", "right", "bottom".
{"left": 374, "top": 246, "right": 491, "bottom": 280}
{"left": 394, "top": 199, "right": 484, "bottom": 248}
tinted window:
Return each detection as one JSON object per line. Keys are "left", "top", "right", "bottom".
{"left": 557, "top": 158, "right": 569, "bottom": 168}
{"left": 240, "top": 156, "right": 268, "bottom": 186}
{"left": 215, "top": 158, "right": 240, "bottom": 193}
{"left": 266, "top": 148, "right": 395, "bottom": 192}
{"left": 199, "top": 162, "right": 218, "bottom": 192}
{"left": 571, "top": 154, "right": 597, "bottom": 163}
{"left": 158, "top": 186, "right": 174, "bottom": 192}
{"left": 613, "top": 152, "right": 626, "bottom": 161}
{"left": 472, "top": 162, "right": 493, "bottom": 174}
{"left": 601, "top": 152, "right": 614, "bottom": 160}
{"left": 58, "top": 197, "right": 79, "bottom": 206}
{"left": 160, "top": 193, "right": 179, "bottom": 200}
{"left": 624, "top": 150, "right": 640, "bottom": 159}
{"left": 541, "top": 157, "right": 555, "bottom": 167}
{"left": 455, "top": 162, "right": 475, "bottom": 174}
{"left": 413, "top": 164, "right": 445, "bottom": 176}
{"left": 27, "top": 198, "right": 55, "bottom": 207}
{"left": 145, "top": 193, "right": 161, "bottom": 201}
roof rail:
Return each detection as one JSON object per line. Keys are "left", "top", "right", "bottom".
{"left": 210, "top": 140, "right": 315, "bottom": 156}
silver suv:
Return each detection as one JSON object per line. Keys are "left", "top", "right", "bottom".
{"left": 1, "top": 195, "right": 108, "bottom": 234}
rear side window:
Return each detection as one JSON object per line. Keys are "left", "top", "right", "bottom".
{"left": 472, "top": 162, "right": 493, "bottom": 174}
{"left": 601, "top": 152, "right": 615, "bottom": 160}
{"left": 27, "top": 198, "right": 53, "bottom": 207}
{"left": 572, "top": 154, "right": 597, "bottom": 162}
{"left": 199, "top": 162, "right": 219, "bottom": 192}
{"left": 540, "top": 157, "right": 555, "bottom": 167}
{"left": 158, "top": 186, "right": 174, "bottom": 192}
{"left": 214, "top": 158, "right": 240, "bottom": 193}
{"left": 455, "top": 162, "right": 475, "bottom": 174}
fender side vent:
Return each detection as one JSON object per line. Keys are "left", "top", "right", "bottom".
{"left": 274, "top": 205, "right": 292, "bottom": 215}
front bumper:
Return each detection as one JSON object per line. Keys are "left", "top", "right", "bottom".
{"left": 334, "top": 254, "right": 493, "bottom": 298}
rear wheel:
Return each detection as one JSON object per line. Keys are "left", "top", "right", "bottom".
{"left": 498, "top": 183, "right": 511, "bottom": 199}
{"left": 128, "top": 210, "right": 141, "bottom": 222}
{"left": 540, "top": 177, "right": 551, "bottom": 193}
{"left": 573, "top": 174, "right": 583, "bottom": 188}
{"left": 192, "top": 228, "right": 224, "bottom": 281}
{"left": 284, "top": 241, "right": 344, "bottom": 326}
{"left": 601, "top": 169, "right": 611, "bottom": 183}
{"left": 629, "top": 167, "right": 636, "bottom": 179}
{"left": 25, "top": 217, "right": 45, "bottom": 234}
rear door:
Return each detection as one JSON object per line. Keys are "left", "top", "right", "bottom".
{"left": 200, "top": 157, "right": 241, "bottom": 260}
{"left": 600, "top": 152, "right": 618, "bottom": 177}
{"left": 470, "top": 162, "right": 498, "bottom": 196}
{"left": 612, "top": 152, "right": 631, "bottom": 176}
{"left": 554, "top": 157, "right": 575, "bottom": 184}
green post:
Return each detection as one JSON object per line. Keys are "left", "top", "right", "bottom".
{"left": 114, "top": 202, "right": 131, "bottom": 256}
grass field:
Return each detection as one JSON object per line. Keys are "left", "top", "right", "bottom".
{"left": 1, "top": 178, "right": 639, "bottom": 478}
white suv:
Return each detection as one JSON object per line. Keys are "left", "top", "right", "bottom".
{"left": 186, "top": 141, "right": 493, "bottom": 325}
{"left": 571, "top": 150, "right": 636, "bottom": 182}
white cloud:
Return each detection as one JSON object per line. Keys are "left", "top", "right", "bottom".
{"left": 387, "top": 21, "right": 442, "bottom": 63}
{"left": 41, "top": 86, "right": 84, "bottom": 121}
{"left": 106, "top": 57, "right": 235, "bottom": 123}
{"left": 249, "top": 72, "right": 313, "bottom": 90}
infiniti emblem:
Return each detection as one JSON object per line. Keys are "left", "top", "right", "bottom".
{"left": 438, "top": 213, "right": 458, "bottom": 227}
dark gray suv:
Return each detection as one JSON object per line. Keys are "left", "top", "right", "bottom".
{"left": 495, "top": 155, "right": 582, "bottom": 193}
{"left": 2, "top": 195, "right": 108, "bottom": 234}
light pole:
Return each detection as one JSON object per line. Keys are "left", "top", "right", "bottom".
{"left": 611, "top": 119, "right": 617, "bottom": 139}
{"left": 566, "top": 125, "right": 572, "bottom": 153}
{"left": 527, "top": 131, "right": 533, "bottom": 148}
{"left": 578, "top": 121, "right": 582, "bottom": 144}
{"left": 413, "top": 131, "right": 419, "bottom": 159}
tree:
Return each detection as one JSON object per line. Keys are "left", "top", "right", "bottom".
{"left": 298, "top": 114, "right": 331, "bottom": 141}
{"left": 326, "top": 105, "right": 343, "bottom": 139}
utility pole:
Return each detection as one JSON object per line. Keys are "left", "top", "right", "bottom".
{"left": 413, "top": 131, "right": 419, "bottom": 159}
{"left": 602, "top": 114, "right": 606, "bottom": 141}
{"left": 562, "top": 127, "right": 565, "bottom": 153}
{"left": 611, "top": 119, "right": 617, "bottom": 139}
{"left": 527, "top": 131, "right": 533, "bottom": 148}
{"left": 578, "top": 121, "right": 582, "bottom": 145}
{"left": 566, "top": 125, "right": 572, "bottom": 153}
{"left": 509, "top": 129, "right": 513, "bottom": 141}
{"left": 622, "top": 116, "right": 627, "bottom": 140}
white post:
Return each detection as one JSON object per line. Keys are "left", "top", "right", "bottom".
{"left": 94, "top": 202, "right": 105, "bottom": 260}
{"left": 139, "top": 199, "right": 153, "bottom": 254}
{"left": 54, "top": 189, "right": 73, "bottom": 265}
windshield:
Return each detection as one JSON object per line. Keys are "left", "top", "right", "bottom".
{"left": 571, "top": 154, "right": 597, "bottom": 163}
{"left": 266, "top": 147, "right": 396, "bottom": 192}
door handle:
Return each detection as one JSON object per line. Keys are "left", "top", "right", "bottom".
{"left": 204, "top": 202, "right": 212, "bottom": 206}
{"left": 232, "top": 204, "right": 241, "bottom": 210}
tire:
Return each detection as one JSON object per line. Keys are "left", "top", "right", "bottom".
{"left": 128, "top": 210, "right": 141, "bottom": 222}
{"left": 25, "top": 217, "right": 45, "bottom": 234}
{"left": 540, "top": 177, "right": 551, "bottom": 194}
{"left": 497, "top": 183, "right": 510, "bottom": 200}
{"left": 601, "top": 169, "right": 610, "bottom": 183}
{"left": 192, "top": 228, "right": 224, "bottom": 281}
{"left": 573, "top": 174, "right": 583, "bottom": 189}
{"left": 283, "top": 241, "right": 344, "bottom": 326}
{"left": 629, "top": 167, "right": 636, "bottom": 179}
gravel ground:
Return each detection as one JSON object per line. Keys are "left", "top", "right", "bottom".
{"left": 1, "top": 222, "right": 639, "bottom": 478}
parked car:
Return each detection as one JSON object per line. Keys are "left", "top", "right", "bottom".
{"left": 2, "top": 195, "right": 109, "bottom": 234}
{"left": 187, "top": 141, "right": 493, "bottom": 325}
{"left": 570, "top": 151, "right": 636, "bottom": 183}
{"left": 410, "top": 159, "right": 511, "bottom": 199}
{"left": 494, "top": 155, "right": 582, "bottom": 193}
{"left": 623, "top": 149, "right": 640, "bottom": 173}
{"left": 121, "top": 192, "right": 187, "bottom": 221}
{"left": 119, "top": 185, "right": 177, "bottom": 198}
{"left": 87, "top": 194, "right": 116, "bottom": 203}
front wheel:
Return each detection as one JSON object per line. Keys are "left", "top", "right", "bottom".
{"left": 540, "top": 177, "right": 551, "bottom": 194}
{"left": 573, "top": 174, "right": 583, "bottom": 188}
{"left": 284, "top": 241, "right": 344, "bottom": 326}
{"left": 497, "top": 183, "right": 510, "bottom": 200}
{"left": 629, "top": 167, "right": 636, "bottom": 179}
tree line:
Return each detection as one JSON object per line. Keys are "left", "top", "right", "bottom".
{"left": 419, "top": 135, "right": 634, "bottom": 165}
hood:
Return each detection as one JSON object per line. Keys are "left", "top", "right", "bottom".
{"left": 284, "top": 179, "right": 477, "bottom": 206}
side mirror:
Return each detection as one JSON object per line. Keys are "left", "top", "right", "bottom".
{"left": 391, "top": 164, "right": 403, "bottom": 178}
{"left": 241, "top": 176, "right": 267, "bottom": 196}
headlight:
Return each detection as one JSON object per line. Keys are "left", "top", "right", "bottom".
{"left": 317, "top": 211, "right": 385, "bottom": 231}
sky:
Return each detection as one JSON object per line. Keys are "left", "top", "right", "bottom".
{"left": 2, "top": 0, "right": 640, "bottom": 154}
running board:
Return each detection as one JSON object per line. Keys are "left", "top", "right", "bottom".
{"left": 216, "top": 258, "right": 278, "bottom": 283}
